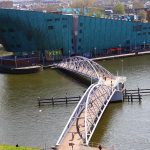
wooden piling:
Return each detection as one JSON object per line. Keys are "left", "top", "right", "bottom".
{"left": 37, "top": 96, "right": 81, "bottom": 106}
{"left": 38, "top": 97, "right": 41, "bottom": 107}
{"left": 128, "top": 95, "right": 130, "bottom": 102}
{"left": 131, "top": 94, "right": 133, "bottom": 102}
{"left": 52, "top": 97, "right": 54, "bottom": 105}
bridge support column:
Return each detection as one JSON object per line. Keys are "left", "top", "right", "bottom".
{"left": 110, "top": 90, "right": 123, "bottom": 102}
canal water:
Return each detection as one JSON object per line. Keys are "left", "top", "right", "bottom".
{"left": 0, "top": 55, "right": 150, "bottom": 150}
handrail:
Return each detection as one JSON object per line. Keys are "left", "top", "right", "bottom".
{"left": 56, "top": 84, "right": 94, "bottom": 146}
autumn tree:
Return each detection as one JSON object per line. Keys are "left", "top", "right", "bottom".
{"left": 113, "top": 2, "right": 125, "bottom": 14}
{"left": 70, "top": 0, "right": 96, "bottom": 15}
{"left": 138, "top": 10, "right": 147, "bottom": 22}
{"left": 86, "top": 7, "right": 103, "bottom": 17}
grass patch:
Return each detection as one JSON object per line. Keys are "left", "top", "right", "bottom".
{"left": 0, "top": 145, "right": 40, "bottom": 150}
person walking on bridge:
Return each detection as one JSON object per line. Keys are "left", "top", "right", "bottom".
{"left": 98, "top": 144, "right": 102, "bottom": 150}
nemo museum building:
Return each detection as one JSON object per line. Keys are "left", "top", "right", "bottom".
{"left": 0, "top": 8, "right": 150, "bottom": 60}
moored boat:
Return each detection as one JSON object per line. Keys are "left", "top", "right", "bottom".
{"left": 0, "top": 65, "right": 43, "bottom": 74}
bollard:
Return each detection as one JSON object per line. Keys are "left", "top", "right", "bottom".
{"left": 52, "top": 97, "right": 54, "bottom": 105}
{"left": 138, "top": 88, "right": 140, "bottom": 95}
{"left": 37, "top": 97, "right": 41, "bottom": 107}
{"left": 128, "top": 95, "right": 130, "bottom": 102}
{"left": 66, "top": 97, "right": 68, "bottom": 104}
{"left": 139, "top": 94, "right": 142, "bottom": 103}
{"left": 131, "top": 94, "right": 133, "bottom": 102}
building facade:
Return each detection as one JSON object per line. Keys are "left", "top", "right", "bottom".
{"left": 0, "top": 8, "right": 150, "bottom": 59}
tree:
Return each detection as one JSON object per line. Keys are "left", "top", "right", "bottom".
{"left": 70, "top": 0, "right": 96, "bottom": 15}
{"left": 113, "top": 3, "right": 125, "bottom": 14}
{"left": 86, "top": 7, "right": 103, "bottom": 17}
{"left": 138, "top": 10, "right": 147, "bottom": 22}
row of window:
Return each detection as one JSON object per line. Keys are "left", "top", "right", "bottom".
{"left": 8, "top": 44, "right": 21, "bottom": 48}
{"left": 142, "top": 27, "right": 150, "bottom": 30}
{"left": 138, "top": 32, "right": 150, "bottom": 36}
{"left": 47, "top": 18, "right": 68, "bottom": 22}
{"left": 48, "top": 25, "right": 67, "bottom": 30}
{"left": 133, "top": 25, "right": 150, "bottom": 32}
{"left": 0, "top": 28, "right": 15, "bottom": 33}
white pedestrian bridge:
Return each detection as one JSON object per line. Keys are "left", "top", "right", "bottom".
{"left": 54, "top": 56, "right": 126, "bottom": 150}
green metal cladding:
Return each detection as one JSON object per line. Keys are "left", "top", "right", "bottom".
{"left": 0, "top": 8, "right": 150, "bottom": 57}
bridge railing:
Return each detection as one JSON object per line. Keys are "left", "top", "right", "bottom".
{"left": 56, "top": 83, "right": 95, "bottom": 146}
{"left": 57, "top": 56, "right": 116, "bottom": 83}
{"left": 84, "top": 83, "right": 116, "bottom": 144}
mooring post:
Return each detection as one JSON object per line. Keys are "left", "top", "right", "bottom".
{"left": 131, "top": 94, "right": 133, "bottom": 102}
{"left": 123, "top": 94, "right": 124, "bottom": 102}
{"left": 139, "top": 94, "right": 142, "bottom": 102}
{"left": 125, "top": 89, "right": 127, "bottom": 96}
{"left": 79, "top": 96, "right": 81, "bottom": 100}
{"left": 37, "top": 97, "right": 41, "bottom": 107}
{"left": 52, "top": 97, "right": 54, "bottom": 105}
{"left": 128, "top": 95, "right": 130, "bottom": 102}
{"left": 138, "top": 88, "right": 140, "bottom": 95}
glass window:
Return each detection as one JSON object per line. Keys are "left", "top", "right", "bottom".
{"left": 48, "top": 26, "right": 54, "bottom": 30}
{"left": 55, "top": 18, "right": 60, "bottom": 21}
{"left": 63, "top": 25, "right": 67, "bottom": 28}
{"left": 79, "top": 30, "right": 82, "bottom": 33}
{"left": 62, "top": 18, "right": 67, "bottom": 21}
{"left": 80, "top": 23, "right": 83, "bottom": 27}
{"left": 47, "top": 19, "right": 52, "bottom": 21}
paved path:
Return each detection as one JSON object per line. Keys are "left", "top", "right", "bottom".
{"left": 91, "top": 50, "right": 150, "bottom": 61}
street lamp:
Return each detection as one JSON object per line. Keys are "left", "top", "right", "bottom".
{"left": 69, "top": 50, "right": 71, "bottom": 57}
{"left": 119, "top": 44, "right": 121, "bottom": 54}
{"left": 94, "top": 47, "right": 96, "bottom": 57}
{"left": 121, "top": 59, "right": 124, "bottom": 75}
{"left": 143, "top": 41, "right": 146, "bottom": 50}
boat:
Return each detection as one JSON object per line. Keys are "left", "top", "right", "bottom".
{"left": 0, "top": 65, "right": 43, "bottom": 74}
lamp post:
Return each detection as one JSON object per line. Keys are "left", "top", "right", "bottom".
{"left": 143, "top": 41, "right": 146, "bottom": 50}
{"left": 94, "top": 47, "right": 96, "bottom": 57}
{"left": 121, "top": 59, "right": 124, "bottom": 75}
{"left": 69, "top": 50, "right": 71, "bottom": 57}
{"left": 119, "top": 44, "right": 121, "bottom": 54}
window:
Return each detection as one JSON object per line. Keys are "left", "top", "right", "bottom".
{"left": 1, "top": 29, "right": 6, "bottom": 32}
{"left": 55, "top": 18, "right": 60, "bottom": 21}
{"left": 47, "top": 19, "right": 52, "bottom": 21}
{"left": 11, "top": 45, "right": 15, "bottom": 48}
{"left": 143, "top": 27, "right": 147, "bottom": 30}
{"left": 80, "top": 23, "right": 83, "bottom": 27}
{"left": 9, "top": 28, "right": 14, "bottom": 32}
{"left": 79, "top": 38, "right": 82, "bottom": 42}
{"left": 79, "top": 30, "right": 82, "bottom": 33}
{"left": 63, "top": 25, "right": 67, "bottom": 28}
{"left": 48, "top": 26, "right": 54, "bottom": 30}
{"left": 62, "top": 18, "right": 67, "bottom": 21}
{"left": 133, "top": 25, "right": 142, "bottom": 32}
{"left": 78, "top": 46, "right": 81, "bottom": 50}
{"left": 16, "top": 44, "right": 21, "bottom": 48}
{"left": 143, "top": 32, "right": 146, "bottom": 35}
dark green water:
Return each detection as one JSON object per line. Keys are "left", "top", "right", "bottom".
{"left": 0, "top": 55, "right": 150, "bottom": 150}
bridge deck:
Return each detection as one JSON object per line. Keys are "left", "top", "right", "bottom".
{"left": 57, "top": 79, "right": 116, "bottom": 150}
{"left": 55, "top": 56, "right": 126, "bottom": 150}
